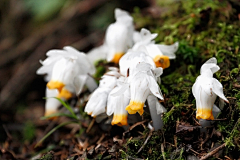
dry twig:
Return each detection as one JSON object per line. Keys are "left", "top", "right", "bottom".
{"left": 200, "top": 143, "right": 225, "bottom": 160}
{"left": 137, "top": 127, "right": 154, "bottom": 154}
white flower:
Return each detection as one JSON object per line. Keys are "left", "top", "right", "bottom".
{"left": 37, "top": 46, "right": 97, "bottom": 99}
{"left": 192, "top": 57, "right": 229, "bottom": 120}
{"left": 125, "top": 62, "right": 164, "bottom": 115}
{"left": 132, "top": 28, "right": 178, "bottom": 69}
{"left": 84, "top": 68, "right": 121, "bottom": 117}
{"left": 87, "top": 8, "right": 134, "bottom": 64}
{"left": 107, "top": 77, "right": 130, "bottom": 126}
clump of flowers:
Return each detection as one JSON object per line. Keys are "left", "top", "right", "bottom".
{"left": 37, "top": 46, "right": 97, "bottom": 116}
{"left": 192, "top": 57, "right": 229, "bottom": 120}
{"left": 37, "top": 8, "right": 179, "bottom": 131}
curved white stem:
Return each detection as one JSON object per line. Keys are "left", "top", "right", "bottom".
{"left": 147, "top": 95, "right": 164, "bottom": 130}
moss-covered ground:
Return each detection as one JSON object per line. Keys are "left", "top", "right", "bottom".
{"left": 121, "top": 1, "right": 240, "bottom": 159}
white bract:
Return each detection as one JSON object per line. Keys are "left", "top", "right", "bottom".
{"left": 192, "top": 57, "right": 229, "bottom": 120}
{"left": 84, "top": 68, "right": 121, "bottom": 117}
{"left": 87, "top": 8, "right": 134, "bottom": 64}
{"left": 132, "top": 28, "right": 178, "bottom": 69}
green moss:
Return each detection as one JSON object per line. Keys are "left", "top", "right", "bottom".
{"left": 123, "top": 0, "right": 240, "bottom": 158}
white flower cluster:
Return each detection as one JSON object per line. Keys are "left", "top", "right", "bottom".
{"left": 85, "top": 9, "right": 178, "bottom": 129}
{"left": 37, "top": 8, "right": 228, "bottom": 130}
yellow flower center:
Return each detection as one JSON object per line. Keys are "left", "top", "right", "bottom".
{"left": 126, "top": 100, "right": 144, "bottom": 115}
{"left": 57, "top": 88, "right": 72, "bottom": 99}
{"left": 196, "top": 108, "right": 214, "bottom": 120}
{"left": 111, "top": 114, "right": 128, "bottom": 126}
{"left": 47, "top": 80, "right": 65, "bottom": 92}
{"left": 111, "top": 52, "right": 124, "bottom": 64}
{"left": 153, "top": 55, "right": 170, "bottom": 69}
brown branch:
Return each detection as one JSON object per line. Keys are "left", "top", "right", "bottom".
{"left": 200, "top": 143, "right": 226, "bottom": 160}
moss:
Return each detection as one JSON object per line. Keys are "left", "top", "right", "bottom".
{"left": 123, "top": 0, "right": 240, "bottom": 158}
{"left": 123, "top": 130, "right": 164, "bottom": 159}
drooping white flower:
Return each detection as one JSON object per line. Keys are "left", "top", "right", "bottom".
{"left": 84, "top": 68, "right": 121, "bottom": 117}
{"left": 125, "top": 62, "right": 164, "bottom": 115}
{"left": 37, "top": 46, "right": 97, "bottom": 99}
{"left": 107, "top": 76, "right": 130, "bottom": 126}
{"left": 192, "top": 57, "right": 229, "bottom": 120}
{"left": 132, "top": 28, "right": 178, "bottom": 69}
{"left": 87, "top": 8, "right": 134, "bottom": 64}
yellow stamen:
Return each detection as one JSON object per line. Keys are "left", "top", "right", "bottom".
{"left": 111, "top": 114, "right": 128, "bottom": 126}
{"left": 47, "top": 80, "right": 65, "bottom": 92}
{"left": 44, "top": 110, "right": 58, "bottom": 120}
{"left": 196, "top": 108, "right": 214, "bottom": 120}
{"left": 111, "top": 52, "right": 124, "bottom": 64}
{"left": 126, "top": 100, "right": 144, "bottom": 115}
{"left": 153, "top": 55, "right": 170, "bottom": 69}
{"left": 57, "top": 88, "right": 72, "bottom": 99}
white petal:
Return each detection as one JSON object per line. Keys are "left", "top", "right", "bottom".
{"left": 46, "top": 49, "right": 77, "bottom": 60}
{"left": 212, "top": 78, "right": 228, "bottom": 102}
{"left": 144, "top": 44, "right": 163, "bottom": 59}
{"left": 85, "top": 88, "right": 109, "bottom": 116}
{"left": 73, "top": 75, "right": 88, "bottom": 95}
{"left": 148, "top": 76, "right": 164, "bottom": 100}
{"left": 86, "top": 45, "right": 108, "bottom": 64}
{"left": 204, "top": 57, "right": 217, "bottom": 64}
{"left": 133, "top": 31, "right": 141, "bottom": 43}
{"left": 110, "top": 83, "right": 129, "bottom": 97}
{"left": 157, "top": 42, "right": 178, "bottom": 59}
{"left": 156, "top": 101, "right": 167, "bottom": 114}
{"left": 201, "top": 63, "right": 220, "bottom": 74}
{"left": 152, "top": 67, "right": 163, "bottom": 78}
{"left": 140, "top": 28, "right": 158, "bottom": 42}
{"left": 136, "top": 62, "right": 152, "bottom": 72}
